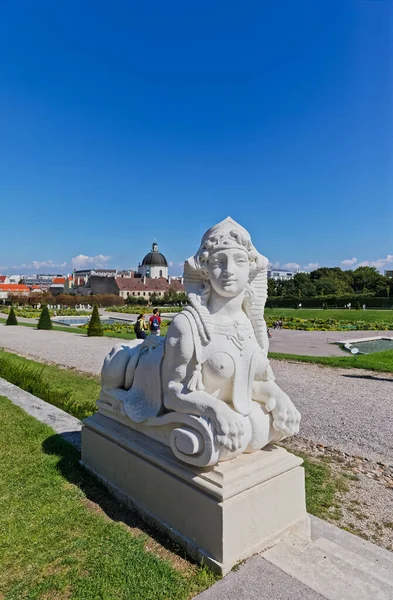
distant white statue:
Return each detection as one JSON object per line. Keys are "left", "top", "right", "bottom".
{"left": 98, "top": 217, "right": 300, "bottom": 467}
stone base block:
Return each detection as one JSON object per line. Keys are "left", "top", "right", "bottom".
{"left": 81, "top": 413, "right": 309, "bottom": 574}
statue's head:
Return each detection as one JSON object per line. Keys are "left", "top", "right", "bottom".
{"left": 184, "top": 217, "right": 270, "bottom": 351}
{"left": 194, "top": 217, "right": 268, "bottom": 298}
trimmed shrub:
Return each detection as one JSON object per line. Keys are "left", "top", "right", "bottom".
{"left": 37, "top": 305, "right": 52, "bottom": 330}
{"left": 87, "top": 305, "right": 103, "bottom": 337}
{"left": 5, "top": 307, "right": 18, "bottom": 326}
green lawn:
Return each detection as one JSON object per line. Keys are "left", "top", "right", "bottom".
{"left": 0, "top": 349, "right": 100, "bottom": 419}
{"left": 0, "top": 400, "right": 348, "bottom": 600}
{"left": 269, "top": 350, "right": 393, "bottom": 373}
{"left": 0, "top": 397, "right": 216, "bottom": 600}
{"left": 299, "top": 453, "right": 348, "bottom": 521}
{"left": 265, "top": 308, "right": 393, "bottom": 324}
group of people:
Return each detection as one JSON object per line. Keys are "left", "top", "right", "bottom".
{"left": 273, "top": 319, "right": 283, "bottom": 330}
{"left": 134, "top": 308, "right": 162, "bottom": 339}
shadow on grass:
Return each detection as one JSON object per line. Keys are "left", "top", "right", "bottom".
{"left": 42, "top": 432, "right": 197, "bottom": 567}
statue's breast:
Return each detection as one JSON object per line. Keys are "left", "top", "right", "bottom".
{"left": 205, "top": 351, "right": 235, "bottom": 380}
{"left": 201, "top": 321, "right": 261, "bottom": 406}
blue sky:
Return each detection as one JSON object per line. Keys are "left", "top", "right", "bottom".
{"left": 0, "top": 0, "right": 392, "bottom": 275}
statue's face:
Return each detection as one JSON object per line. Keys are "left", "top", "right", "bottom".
{"left": 208, "top": 248, "right": 250, "bottom": 298}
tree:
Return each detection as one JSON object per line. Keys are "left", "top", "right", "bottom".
{"left": 37, "top": 305, "right": 52, "bottom": 330}
{"left": 352, "top": 266, "right": 385, "bottom": 296}
{"left": 87, "top": 305, "right": 103, "bottom": 337}
{"left": 5, "top": 306, "right": 18, "bottom": 326}
{"left": 292, "top": 273, "right": 317, "bottom": 298}
{"left": 150, "top": 292, "right": 159, "bottom": 305}
{"left": 125, "top": 295, "right": 148, "bottom": 306}
{"left": 267, "top": 278, "right": 278, "bottom": 297}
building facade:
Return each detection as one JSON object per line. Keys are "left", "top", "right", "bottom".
{"left": 138, "top": 242, "right": 169, "bottom": 279}
{"left": 267, "top": 268, "right": 298, "bottom": 281}
{"left": 0, "top": 283, "right": 30, "bottom": 300}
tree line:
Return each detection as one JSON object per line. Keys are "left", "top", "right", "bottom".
{"left": 268, "top": 266, "right": 392, "bottom": 299}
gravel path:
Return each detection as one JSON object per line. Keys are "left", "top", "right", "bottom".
{"left": 1, "top": 324, "right": 392, "bottom": 464}
{"left": 0, "top": 324, "right": 115, "bottom": 374}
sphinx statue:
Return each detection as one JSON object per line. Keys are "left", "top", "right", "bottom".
{"left": 98, "top": 217, "right": 300, "bottom": 467}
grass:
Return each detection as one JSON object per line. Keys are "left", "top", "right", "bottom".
{"left": 0, "top": 317, "right": 169, "bottom": 341}
{"left": 301, "top": 454, "right": 348, "bottom": 520}
{"left": 0, "top": 397, "right": 217, "bottom": 600}
{"left": 269, "top": 349, "right": 393, "bottom": 373}
{"left": 265, "top": 308, "right": 393, "bottom": 325}
{"left": 0, "top": 400, "right": 348, "bottom": 600}
{"left": 0, "top": 349, "right": 100, "bottom": 419}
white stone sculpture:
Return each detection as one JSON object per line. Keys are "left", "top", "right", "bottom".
{"left": 98, "top": 217, "right": 300, "bottom": 467}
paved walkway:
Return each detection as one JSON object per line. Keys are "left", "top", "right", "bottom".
{"left": 268, "top": 329, "right": 393, "bottom": 357}
{"left": 196, "top": 516, "right": 393, "bottom": 600}
{"left": 1, "top": 324, "right": 392, "bottom": 463}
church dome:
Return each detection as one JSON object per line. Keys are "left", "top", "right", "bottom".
{"left": 141, "top": 242, "right": 168, "bottom": 267}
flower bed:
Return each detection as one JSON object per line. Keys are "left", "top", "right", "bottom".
{"left": 107, "top": 305, "right": 181, "bottom": 314}
{"left": 265, "top": 316, "right": 393, "bottom": 331}
{"left": 0, "top": 307, "right": 91, "bottom": 318}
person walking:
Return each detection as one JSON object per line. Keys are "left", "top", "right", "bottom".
{"left": 149, "top": 308, "right": 161, "bottom": 336}
{"left": 134, "top": 313, "right": 147, "bottom": 339}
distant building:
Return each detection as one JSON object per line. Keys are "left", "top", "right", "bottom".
{"left": 21, "top": 274, "right": 62, "bottom": 291}
{"left": 63, "top": 276, "right": 74, "bottom": 294}
{"left": 71, "top": 269, "right": 119, "bottom": 295}
{"left": 0, "top": 283, "right": 30, "bottom": 300}
{"left": 7, "top": 275, "right": 21, "bottom": 284}
{"left": 68, "top": 241, "right": 176, "bottom": 297}
{"left": 49, "top": 277, "right": 66, "bottom": 296}
{"left": 138, "top": 242, "right": 169, "bottom": 280}
{"left": 267, "top": 268, "right": 297, "bottom": 281}
{"left": 385, "top": 270, "right": 393, "bottom": 278}
{"left": 116, "top": 276, "right": 184, "bottom": 300}
{"left": 0, "top": 276, "right": 10, "bottom": 284}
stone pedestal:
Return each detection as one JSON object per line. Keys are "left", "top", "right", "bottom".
{"left": 81, "top": 412, "right": 309, "bottom": 575}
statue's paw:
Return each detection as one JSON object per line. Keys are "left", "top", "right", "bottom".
{"left": 211, "top": 407, "right": 245, "bottom": 452}
{"left": 272, "top": 403, "right": 301, "bottom": 437}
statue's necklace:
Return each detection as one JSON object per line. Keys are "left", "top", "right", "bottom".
{"left": 212, "top": 320, "right": 253, "bottom": 351}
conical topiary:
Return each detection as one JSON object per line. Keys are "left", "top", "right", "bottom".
{"left": 87, "top": 305, "right": 103, "bottom": 337}
{"left": 37, "top": 304, "right": 52, "bottom": 330}
{"left": 5, "top": 306, "right": 18, "bottom": 326}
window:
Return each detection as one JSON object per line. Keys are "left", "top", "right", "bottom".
{"left": 159, "top": 270, "right": 163, "bottom": 277}
{"left": 138, "top": 292, "right": 140, "bottom": 296}
{"left": 127, "top": 292, "right": 130, "bottom": 296}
